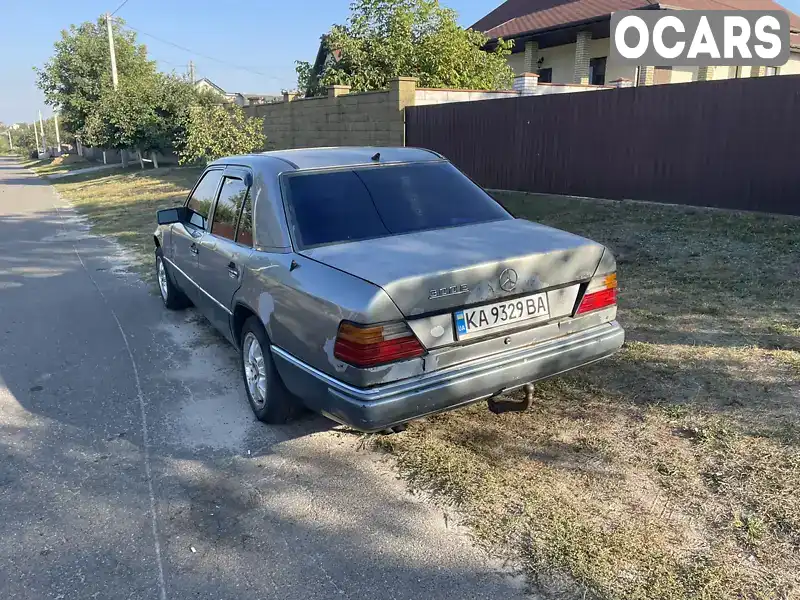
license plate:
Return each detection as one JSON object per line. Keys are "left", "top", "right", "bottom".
{"left": 454, "top": 293, "right": 550, "bottom": 338}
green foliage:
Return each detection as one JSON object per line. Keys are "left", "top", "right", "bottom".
{"left": 36, "top": 16, "right": 265, "bottom": 162}
{"left": 176, "top": 104, "right": 266, "bottom": 165}
{"left": 296, "top": 0, "right": 514, "bottom": 95}
{"left": 295, "top": 60, "right": 325, "bottom": 98}
{"left": 35, "top": 18, "right": 157, "bottom": 138}
{"left": 7, "top": 125, "right": 40, "bottom": 157}
{"left": 83, "top": 74, "right": 204, "bottom": 153}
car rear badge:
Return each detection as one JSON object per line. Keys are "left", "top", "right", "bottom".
{"left": 499, "top": 269, "right": 518, "bottom": 292}
{"left": 429, "top": 284, "right": 469, "bottom": 300}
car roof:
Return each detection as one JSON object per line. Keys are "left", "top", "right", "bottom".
{"left": 210, "top": 146, "right": 444, "bottom": 172}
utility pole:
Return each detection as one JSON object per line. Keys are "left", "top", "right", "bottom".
{"left": 5, "top": 130, "right": 12, "bottom": 150}
{"left": 54, "top": 112, "right": 61, "bottom": 153}
{"left": 106, "top": 12, "right": 119, "bottom": 90}
{"left": 188, "top": 60, "right": 195, "bottom": 84}
{"left": 32, "top": 122, "right": 40, "bottom": 154}
{"left": 38, "top": 111, "right": 47, "bottom": 154}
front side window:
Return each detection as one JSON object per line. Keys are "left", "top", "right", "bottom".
{"left": 186, "top": 170, "right": 223, "bottom": 230}
{"left": 211, "top": 177, "right": 249, "bottom": 241}
{"left": 284, "top": 162, "right": 512, "bottom": 249}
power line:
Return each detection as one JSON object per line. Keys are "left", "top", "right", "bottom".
{"left": 151, "top": 56, "right": 184, "bottom": 68}
{"left": 110, "top": 0, "right": 130, "bottom": 16}
{"left": 117, "top": 21, "right": 284, "bottom": 81}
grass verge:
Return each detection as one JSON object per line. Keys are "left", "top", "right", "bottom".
{"left": 375, "top": 193, "right": 800, "bottom": 599}
{"left": 29, "top": 153, "right": 118, "bottom": 176}
{"left": 48, "top": 166, "right": 201, "bottom": 281}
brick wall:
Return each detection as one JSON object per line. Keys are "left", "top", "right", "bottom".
{"left": 573, "top": 31, "right": 591, "bottom": 85}
{"left": 244, "top": 77, "right": 416, "bottom": 149}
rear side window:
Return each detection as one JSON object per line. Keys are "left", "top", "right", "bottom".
{"left": 236, "top": 196, "right": 254, "bottom": 247}
{"left": 211, "top": 177, "right": 249, "bottom": 241}
{"left": 284, "top": 162, "right": 511, "bottom": 249}
{"left": 186, "top": 170, "right": 223, "bottom": 230}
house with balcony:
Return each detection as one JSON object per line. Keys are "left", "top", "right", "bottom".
{"left": 473, "top": 0, "right": 800, "bottom": 86}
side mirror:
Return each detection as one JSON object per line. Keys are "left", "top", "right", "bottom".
{"left": 157, "top": 207, "right": 189, "bottom": 225}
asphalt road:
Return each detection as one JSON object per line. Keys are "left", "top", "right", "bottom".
{"left": 0, "top": 156, "right": 529, "bottom": 600}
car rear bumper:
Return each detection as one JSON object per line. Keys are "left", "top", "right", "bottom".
{"left": 271, "top": 321, "right": 624, "bottom": 433}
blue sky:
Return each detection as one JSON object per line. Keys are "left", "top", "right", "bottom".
{"left": 2, "top": 0, "right": 799, "bottom": 124}
{"left": 0, "top": 0, "right": 497, "bottom": 124}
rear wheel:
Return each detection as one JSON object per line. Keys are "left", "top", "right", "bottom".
{"left": 240, "top": 317, "right": 297, "bottom": 424}
{"left": 155, "top": 248, "right": 190, "bottom": 310}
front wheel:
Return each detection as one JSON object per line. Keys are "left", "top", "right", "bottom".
{"left": 240, "top": 317, "right": 297, "bottom": 424}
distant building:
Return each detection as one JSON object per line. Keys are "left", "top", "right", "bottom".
{"left": 193, "top": 78, "right": 280, "bottom": 107}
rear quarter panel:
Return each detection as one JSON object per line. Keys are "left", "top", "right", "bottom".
{"left": 236, "top": 252, "right": 422, "bottom": 387}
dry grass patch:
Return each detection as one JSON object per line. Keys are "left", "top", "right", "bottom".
{"left": 51, "top": 167, "right": 201, "bottom": 281}
{"left": 375, "top": 194, "right": 800, "bottom": 599}
{"left": 30, "top": 154, "right": 94, "bottom": 175}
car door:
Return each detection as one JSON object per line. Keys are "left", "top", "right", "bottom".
{"left": 195, "top": 167, "right": 255, "bottom": 339}
{"left": 169, "top": 168, "right": 224, "bottom": 305}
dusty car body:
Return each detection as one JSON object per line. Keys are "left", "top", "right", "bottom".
{"left": 153, "top": 147, "right": 624, "bottom": 432}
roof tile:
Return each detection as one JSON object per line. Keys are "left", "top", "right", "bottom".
{"left": 473, "top": 0, "right": 800, "bottom": 39}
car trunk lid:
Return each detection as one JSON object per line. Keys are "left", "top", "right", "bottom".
{"left": 299, "top": 219, "right": 605, "bottom": 316}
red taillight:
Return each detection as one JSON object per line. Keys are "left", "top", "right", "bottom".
{"left": 576, "top": 273, "right": 618, "bottom": 315}
{"left": 333, "top": 321, "right": 425, "bottom": 368}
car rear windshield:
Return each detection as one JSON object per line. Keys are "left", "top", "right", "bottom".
{"left": 283, "top": 162, "right": 512, "bottom": 249}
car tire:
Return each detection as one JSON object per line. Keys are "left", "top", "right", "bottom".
{"left": 156, "top": 248, "right": 191, "bottom": 310}
{"left": 240, "top": 316, "right": 297, "bottom": 424}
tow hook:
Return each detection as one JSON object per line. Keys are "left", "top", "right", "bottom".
{"left": 487, "top": 383, "right": 535, "bottom": 415}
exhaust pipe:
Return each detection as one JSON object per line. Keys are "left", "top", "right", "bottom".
{"left": 487, "top": 383, "right": 535, "bottom": 415}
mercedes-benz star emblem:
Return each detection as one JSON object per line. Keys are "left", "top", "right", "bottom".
{"left": 499, "top": 268, "right": 518, "bottom": 292}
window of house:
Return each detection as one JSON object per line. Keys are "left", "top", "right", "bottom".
{"left": 211, "top": 177, "right": 249, "bottom": 242}
{"left": 186, "top": 170, "right": 223, "bottom": 230}
{"left": 729, "top": 65, "right": 743, "bottom": 78}
{"left": 765, "top": 66, "right": 779, "bottom": 76}
{"left": 537, "top": 67, "right": 552, "bottom": 83}
{"left": 589, "top": 57, "right": 607, "bottom": 85}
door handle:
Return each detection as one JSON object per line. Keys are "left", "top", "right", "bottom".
{"left": 189, "top": 243, "right": 199, "bottom": 255}
{"left": 228, "top": 261, "right": 239, "bottom": 279}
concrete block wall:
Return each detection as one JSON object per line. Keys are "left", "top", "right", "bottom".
{"left": 245, "top": 76, "right": 624, "bottom": 151}
{"left": 245, "top": 78, "right": 416, "bottom": 149}
{"left": 414, "top": 88, "right": 519, "bottom": 105}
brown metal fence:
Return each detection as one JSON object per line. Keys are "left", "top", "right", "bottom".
{"left": 406, "top": 75, "right": 800, "bottom": 216}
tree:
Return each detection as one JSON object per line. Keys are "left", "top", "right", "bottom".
{"left": 175, "top": 104, "right": 266, "bottom": 165}
{"left": 5, "top": 125, "right": 39, "bottom": 158}
{"left": 83, "top": 73, "right": 203, "bottom": 155}
{"left": 35, "top": 17, "right": 157, "bottom": 138}
{"left": 296, "top": 0, "right": 514, "bottom": 95}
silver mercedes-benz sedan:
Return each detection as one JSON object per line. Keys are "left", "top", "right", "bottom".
{"left": 154, "top": 147, "right": 624, "bottom": 432}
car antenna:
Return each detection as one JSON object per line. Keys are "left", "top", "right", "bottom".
{"left": 371, "top": 152, "right": 380, "bottom": 161}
